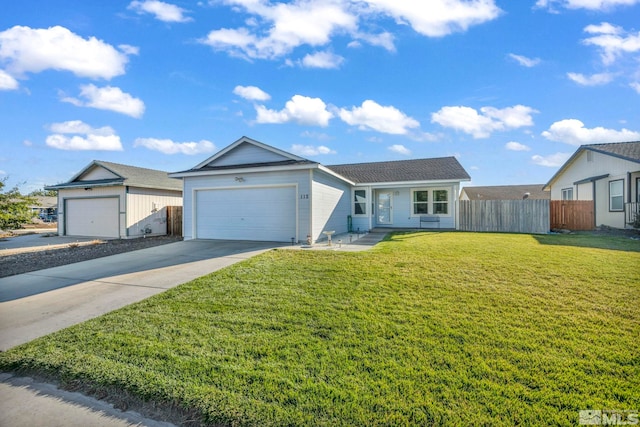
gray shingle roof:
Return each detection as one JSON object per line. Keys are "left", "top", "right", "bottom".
{"left": 47, "top": 160, "right": 182, "bottom": 191}
{"left": 461, "top": 184, "right": 549, "bottom": 200}
{"left": 326, "top": 157, "right": 470, "bottom": 184}
{"left": 585, "top": 141, "right": 640, "bottom": 162}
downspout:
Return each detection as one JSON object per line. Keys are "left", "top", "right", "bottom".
{"left": 592, "top": 180, "right": 597, "bottom": 229}
{"left": 125, "top": 185, "right": 129, "bottom": 238}
{"left": 308, "top": 169, "right": 313, "bottom": 244}
{"left": 368, "top": 186, "right": 373, "bottom": 232}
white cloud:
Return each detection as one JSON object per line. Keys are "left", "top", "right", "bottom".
{"left": 133, "top": 138, "right": 215, "bottom": 155}
{"left": 128, "top": 0, "right": 192, "bottom": 23}
{"left": 582, "top": 22, "right": 640, "bottom": 65}
{"left": 351, "top": 31, "right": 396, "bottom": 52}
{"left": 388, "top": 144, "right": 411, "bottom": 155}
{"left": 531, "top": 152, "right": 572, "bottom": 167}
{"left": 255, "top": 95, "right": 333, "bottom": 127}
{"left": 0, "top": 69, "right": 18, "bottom": 90}
{"left": 536, "top": 0, "right": 640, "bottom": 11}
{"left": 61, "top": 84, "right": 145, "bottom": 118}
{"left": 290, "top": 144, "right": 336, "bottom": 156}
{"left": 431, "top": 105, "right": 537, "bottom": 138}
{"left": 505, "top": 141, "right": 531, "bottom": 151}
{"left": 233, "top": 85, "right": 271, "bottom": 101}
{"left": 541, "top": 119, "right": 640, "bottom": 145}
{"left": 300, "top": 51, "right": 344, "bottom": 69}
{"left": 46, "top": 120, "right": 123, "bottom": 151}
{"left": 567, "top": 72, "right": 614, "bottom": 86}
{"left": 508, "top": 53, "right": 541, "bottom": 67}
{"left": 201, "top": 1, "right": 356, "bottom": 59}
{"left": 0, "top": 26, "right": 135, "bottom": 80}
{"left": 201, "top": 0, "right": 500, "bottom": 60}
{"left": 339, "top": 100, "right": 419, "bottom": 135}
{"left": 631, "top": 82, "right": 640, "bottom": 94}
{"left": 360, "top": 0, "right": 502, "bottom": 37}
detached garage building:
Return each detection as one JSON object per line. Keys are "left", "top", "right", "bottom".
{"left": 47, "top": 161, "right": 182, "bottom": 239}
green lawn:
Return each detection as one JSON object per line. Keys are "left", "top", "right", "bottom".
{"left": 1, "top": 232, "right": 639, "bottom": 426}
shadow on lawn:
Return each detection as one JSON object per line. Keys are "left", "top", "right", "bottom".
{"left": 533, "top": 233, "right": 640, "bottom": 252}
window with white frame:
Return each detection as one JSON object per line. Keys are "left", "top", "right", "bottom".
{"left": 609, "top": 180, "right": 623, "bottom": 211}
{"left": 411, "top": 189, "right": 450, "bottom": 215}
{"left": 412, "top": 190, "right": 429, "bottom": 214}
{"left": 561, "top": 188, "right": 573, "bottom": 200}
{"left": 353, "top": 189, "right": 367, "bottom": 215}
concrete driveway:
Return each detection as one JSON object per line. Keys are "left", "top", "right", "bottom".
{"left": 0, "top": 239, "right": 284, "bottom": 351}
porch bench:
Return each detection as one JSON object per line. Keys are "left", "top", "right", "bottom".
{"left": 420, "top": 215, "right": 440, "bottom": 229}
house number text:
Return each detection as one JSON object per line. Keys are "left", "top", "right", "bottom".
{"left": 300, "top": 194, "right": 309, "bottom": 199}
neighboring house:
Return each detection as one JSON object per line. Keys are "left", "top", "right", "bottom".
{"left": 46, "top": 161, "right": 183, "bottom": 238}
{"left": 460, "top": 184, "right": 548, "bottom": 201}
{"left": 29, "top": 196, "right": 58, "bottom": 222}
{"left": 543, "top": 141, "right": 640, "bottom": 229}
{"left": 169, "top": 136, "right": 471, "bottom": 243}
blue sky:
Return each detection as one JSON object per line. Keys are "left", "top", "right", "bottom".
{"left": 1, "top": 0, "right": 639, "bottom": 193}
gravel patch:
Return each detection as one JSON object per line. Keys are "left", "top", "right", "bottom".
{"left": 0, "top": 236, "right": 182, "bottom": 278}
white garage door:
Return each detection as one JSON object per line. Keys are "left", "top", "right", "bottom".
{"left": 195, "top": 186, "right": 296, "bottom": 242}
{"left": 65, "top": 197, "right": 120, "bottom": 238}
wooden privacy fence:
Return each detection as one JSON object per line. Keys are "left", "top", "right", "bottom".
{"left": 550, "top": 200, "right": 594, "bottom": 231}
{"left": 459, "top": 199, "right": 550, "bottom": 234}
{"left": 166, "top": 206, "right": 183, "bottom": 236}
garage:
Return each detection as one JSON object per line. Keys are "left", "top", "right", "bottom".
{"left": 195, "top": 186, "right": 296, "bottom": 242}
{"left": 65, "top": 197, "right": 120, "bottom": 238}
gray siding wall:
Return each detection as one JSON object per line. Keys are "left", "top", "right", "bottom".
{"left": 311, "top": 171, "right": 351, "bottom": 241}
{"left": 373, "top": 184, "right": 459, "bottom": 229}
{"left": 182, "top": 170, "right": 311, "bottom": 241}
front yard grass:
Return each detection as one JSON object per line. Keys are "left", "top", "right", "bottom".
{"left": 1, "top": 232, "right": 639, "bottom": 426}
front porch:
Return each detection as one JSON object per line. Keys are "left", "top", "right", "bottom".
{"left": 626, "top": 202, "right": 640, "bottom": 228}
{"left": 350, "top": 184, "right": 462, "bottom": 232}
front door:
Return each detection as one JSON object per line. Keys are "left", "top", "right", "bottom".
{"left": 377, "top": 192, "right": 392, "bottom": 225}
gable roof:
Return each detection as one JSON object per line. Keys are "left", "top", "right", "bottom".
{"left": 194, "top": 136, "right": 311, "bottom": 169}
{"left": 461, "top": 184, "right": 548, "bottom": 200}
{"left": 326, "top": 157, "right": 471, "bottom": 184}
{"left": 171, "top": 136, "right": 471, "bottom": 185}
{"left": 171, "top": 136, "right": 318, "bottom": 175}
{"left": 585, "top": 141, "right": 640, "bottom": 162}
{"left": 544, "top": 141, "right": 640, "bottom": 190}
{"left": 46, "top": 160, "right": 182, "bottom": 191}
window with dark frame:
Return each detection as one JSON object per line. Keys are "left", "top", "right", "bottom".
{"left": 354, "top": 189, "right": 367, "bottom": 215}
{"left": 433, "top": 190, "right": 449, "bottom": 214}
{"left": 413, "top": 190, "right": 429, "bottom": 215}
{"left": 609, "top": 180, "right": 624, "bottom": 211}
